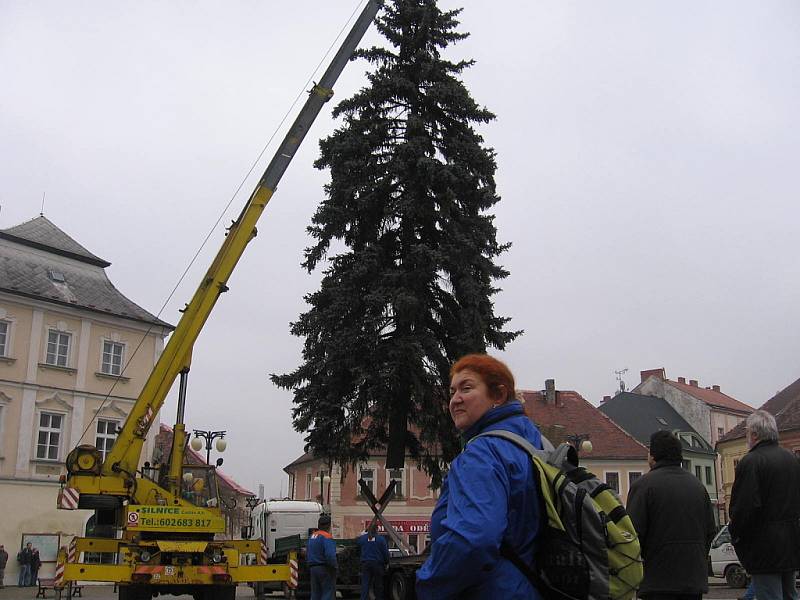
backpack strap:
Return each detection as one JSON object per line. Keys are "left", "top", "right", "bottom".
{"left": 469, "top": 430, "right": 549, "bottom": 591}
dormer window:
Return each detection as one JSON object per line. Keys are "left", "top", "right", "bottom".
{"left": 48, "top": 270, "right": 66, "bottom": 283}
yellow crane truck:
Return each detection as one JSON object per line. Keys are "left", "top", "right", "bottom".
{"left": 54, "top": 3, "right": 379, "bottom": 599}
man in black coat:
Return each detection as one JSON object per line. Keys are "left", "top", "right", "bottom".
{"left": 627, "top": 430, "right": 716, "bottom": 600}
{"left": 729, "top": 410, "right": 800, "bottom": 600}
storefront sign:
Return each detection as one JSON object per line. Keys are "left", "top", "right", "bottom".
{"left": 365, "top": 520, "right": 430, "bottom": 533}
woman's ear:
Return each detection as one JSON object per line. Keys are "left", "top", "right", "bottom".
{"left": 492, "top": 384, "right": 508, "bottom": 404}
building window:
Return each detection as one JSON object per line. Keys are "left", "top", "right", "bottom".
{"left": 0, "top": 320, "right": 8, "bottom": 356}
{"left": 37, "top": 412, "right": 63, "bottom": 460}
{"left": 305, "top": 473, "right": 312, "bottom": 500}
{"left": 101, "top": 341, "right": 124, "bottom": 375}
{"left": 95, "top": 419, "right": 118, "bottom": 461}
{"left": 604, "top": 472, "right": 620, "bottom": 493}
{"left": 705, "top": 466, "right": 712, "bottom": 485}
{"left": 695, "top": 465, "right": 702, "bottom": 480}
{"left": 46, "top": 330, "right": 71, "bottom": 367}
{"left": 359, "top": 467, "right": 375, "bottom": 496}
{"left": 387, "top": 468, "right": 404, "bottom": 498}
{"left": 681, "top": 459, "right": 691, "bottom": 471}
{"left": 717, "top": 427, "right": 724, "bottom": 439}
{"left": 628, "top": 471, "right": 642, "bottom": 488}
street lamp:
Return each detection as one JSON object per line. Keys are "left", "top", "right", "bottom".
{"left": 191, "top": 429, "right": 227, "bottom": 465}
{"left": 314, "top": 472, "right": 331, "bottom": 506}
{"left": 566, "top": 433, "right": 593, "bottom": 455}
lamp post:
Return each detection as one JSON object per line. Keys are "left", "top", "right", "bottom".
{"left": 191, "top": 429, "right": 227, "bottom": 465}
{"left": 314, "top": 472, "right": 331, "bottom": 507}
{"left": 566, "top": 433, "right": 593, "bottom": 455}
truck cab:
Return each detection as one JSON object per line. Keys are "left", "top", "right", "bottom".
{"left": 250, "top": 500, "right": 323, "bottom": 559}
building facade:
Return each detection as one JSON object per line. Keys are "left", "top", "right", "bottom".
{"left": 599, "top": 392, "right": 719, "bottom": 518}
{"left": 632, "top": 368, "right": 752, "bottom": 521}
{"left": 0, "top": 216, "right": 172, "bottom": 583}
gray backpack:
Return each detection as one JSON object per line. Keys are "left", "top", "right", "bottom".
{"left": 473, "top": 430, "right": 643, "bottom": 600}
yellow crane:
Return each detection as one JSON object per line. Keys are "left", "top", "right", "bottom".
{"left": 54, "top": 3, "right": 380, "bottom": 599}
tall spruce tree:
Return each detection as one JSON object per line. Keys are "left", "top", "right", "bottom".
{"left": 271, "top": 0, "right": 519, "bottom": 486}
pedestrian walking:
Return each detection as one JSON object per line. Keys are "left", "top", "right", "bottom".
{"left": 356, "top": 525, "right": 389, "bottom": 600}
{"left": 307, "top": 514, "right": 337, "bottom": 600}
{"left": 416, "top": 354, "right": 545, "bottom": 599}
{"left": 0, "top": 544, "right": 8, "bottom": 588}
{"left": 627, "top": 430, "right": 716, "bottom": 600}
{"left": 729, "top": 410, "right": 800, "bottom": 600}
{"left": 16, "top": 542, "right": 33, "bottom": 587}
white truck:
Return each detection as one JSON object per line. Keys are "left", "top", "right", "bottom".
{"left": 248, "top": 501, "right": 323, "bottom": 597}
{"left": 250, "top": 500, "right": 323, "bottom": 558}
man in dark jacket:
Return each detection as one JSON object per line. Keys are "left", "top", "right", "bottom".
{"left": 729, "top": 410, "right": 800, "bottom": 600}
{"left": 627, "top": 430, "right": 716, "bottom": 600}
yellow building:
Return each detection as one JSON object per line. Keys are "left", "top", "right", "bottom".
{"left": 0, "top": 216, "right": 172, "bottom": 583}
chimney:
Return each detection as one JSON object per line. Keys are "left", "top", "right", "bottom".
{"left": 678, "top": 377, "right": 686, "bottom": 384}
{"left": 640, "top": 368, "right": 666, "bottom": 383}
{"left": 689, "top": 379, "right": 698, "bottom": 387}
{"left": 712, "top": 385, "right": 720, "bottom": 392}
{"left": 545, "top": 379, "right": 556, "bottom": 405}
{"left": 602, "top": 395, "right": 611, "bottom": 403}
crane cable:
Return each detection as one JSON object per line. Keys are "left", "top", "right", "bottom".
{"left": 77, "top": 0, "right": 371, "bottom": 447}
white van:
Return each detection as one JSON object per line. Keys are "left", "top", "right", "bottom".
{"left": 708, "top": 525, "right": 748, "bottom": 588}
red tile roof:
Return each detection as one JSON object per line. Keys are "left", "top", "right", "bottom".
{"left": 519, "top": 389, "right": 648, "bottom": 460}
{"left": 718, "top": 376, "right": 800, "bottom": 443}
{"left": 666, "top": 380, "right": 754, "bottom": 414}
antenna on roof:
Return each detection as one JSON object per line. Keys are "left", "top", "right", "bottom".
{"left": 615, "top": 368, "right": 629, "bottom": 394}
{"left": 41, "top": 192, "right": 46, "bottom": 216}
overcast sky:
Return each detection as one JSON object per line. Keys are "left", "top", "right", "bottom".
{"left": 2, "top": 1, "right": 798, "bottom": 497}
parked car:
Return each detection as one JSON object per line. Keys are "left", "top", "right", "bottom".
{"left": 709, "top": 525, "right": 749, "bottom": 588}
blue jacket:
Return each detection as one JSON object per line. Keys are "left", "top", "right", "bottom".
{"left": 307, "top": 530, "right": 337, "bottom": 569}
{"left": 416, "top": 401, "right": 544, "bottom": 600}
{"left": 357, "top": 533, "right": 390, "bottom": 564}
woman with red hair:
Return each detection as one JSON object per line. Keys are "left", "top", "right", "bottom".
{"left": 416, "top": 354, "right": 544, "bottom": 599}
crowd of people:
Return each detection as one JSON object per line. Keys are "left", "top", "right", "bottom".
{"left": 0, "top": 541, "right": 43, "bottom": 588}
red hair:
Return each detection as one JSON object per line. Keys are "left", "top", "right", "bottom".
{"left": 450, "top": 354, "right": 515, "bottom": 403}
